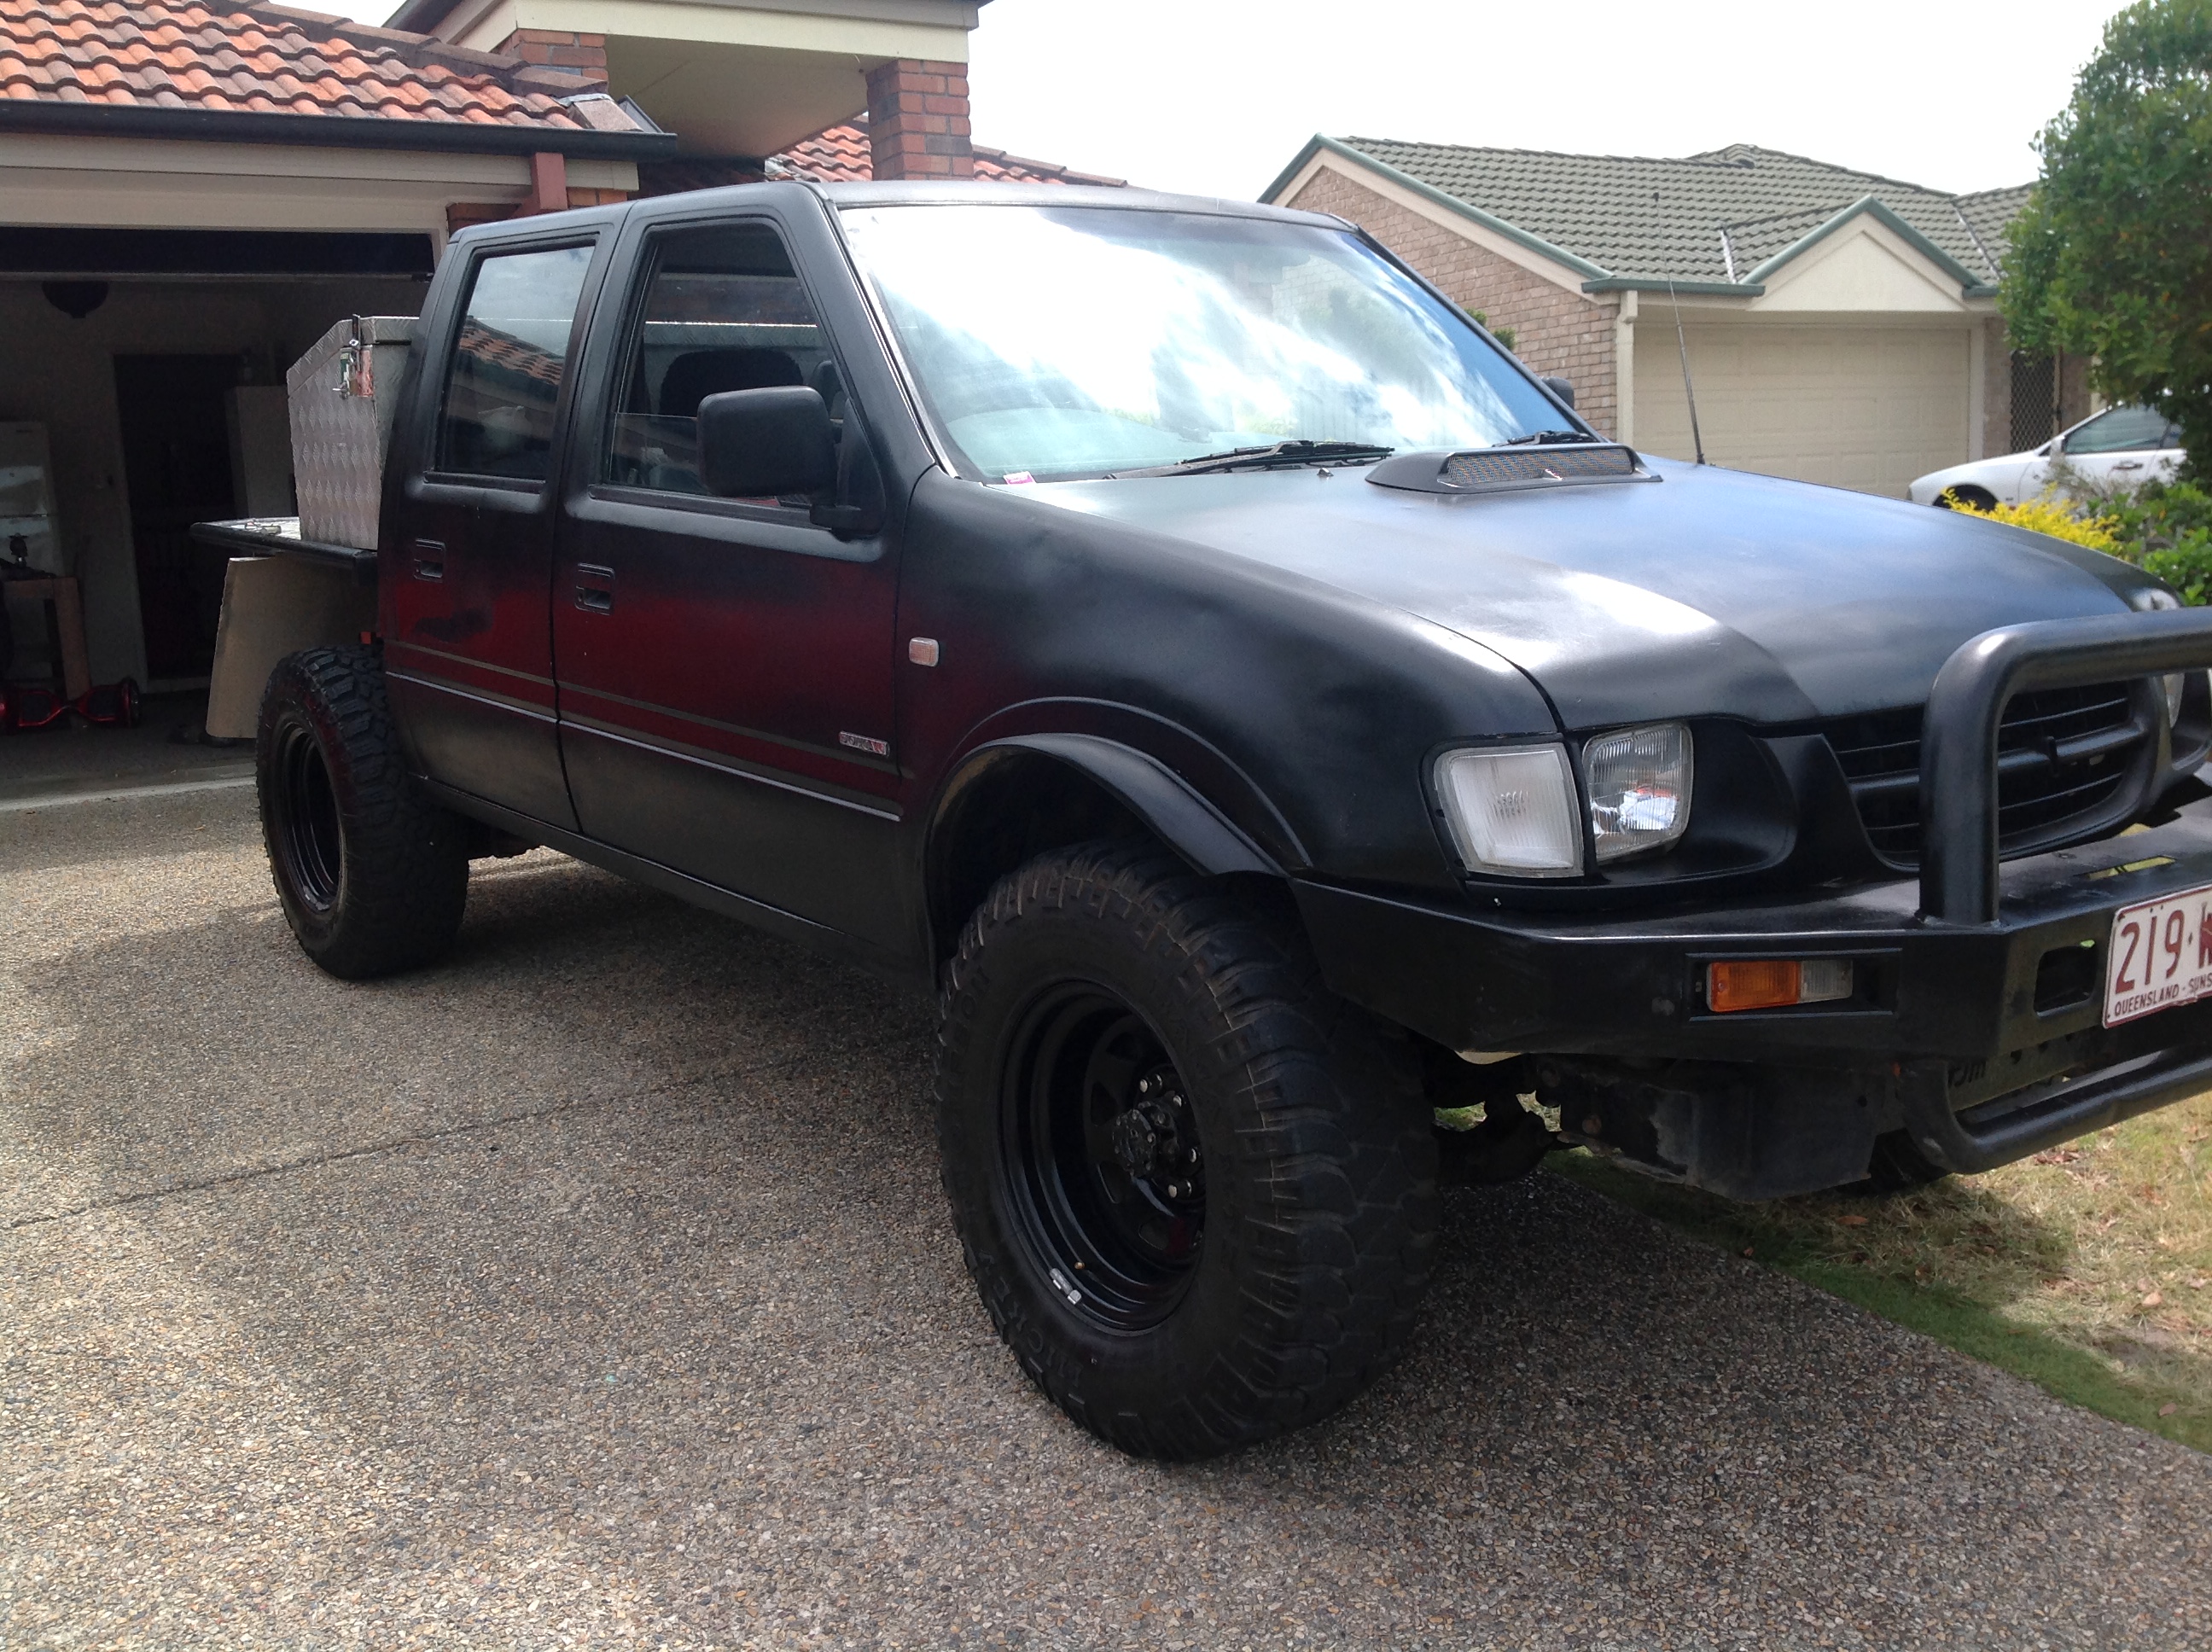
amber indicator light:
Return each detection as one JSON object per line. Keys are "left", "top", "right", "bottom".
{"left": 1707, "top": 959, "right": 1801, "bottom": 1013}
{"left": 1706, "top": 957, "right": 1854, "bottom": 1013}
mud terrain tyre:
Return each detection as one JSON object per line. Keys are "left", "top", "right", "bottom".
{"left": 257, "top": 646, "right": 469, "bottom": 980}
{"left": 936, "top": 841, "right": 1439, "bottom": 1459}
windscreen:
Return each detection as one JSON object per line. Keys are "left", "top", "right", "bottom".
{"left": 837, "top": 204, "right": 1569, "bottom": 481}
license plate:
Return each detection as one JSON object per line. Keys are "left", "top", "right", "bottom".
{"left": 2105, "top": 883, "right": 2212, "bottom": 1027}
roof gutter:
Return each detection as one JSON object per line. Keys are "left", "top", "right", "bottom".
{"left": 0, "top": 101, "right": 678, "bottom": 160}
{"left": 1580, "top": 276, "right": 1764, "bottom": 297}
{"left": 385, "top": 0, "right": 992, "bottom": 27}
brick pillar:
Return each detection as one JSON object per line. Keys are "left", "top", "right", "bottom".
{"left": 527, "top": 151, "right": 568, "bottom": 215}
{"left": 864, "top": 59, "right": 973, "bottom": 180}
{"left": 496, "top": 29, "right": 608, "bottom": 90}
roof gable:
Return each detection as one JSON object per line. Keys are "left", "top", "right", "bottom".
{"left": 1752, "top": 209, "right": 1982, "bottom": 312}
{"left": 1269, "top": 134, "right": 2023, "bottom": 296}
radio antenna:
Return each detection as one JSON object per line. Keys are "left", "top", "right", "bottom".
{"left": 1667, "top": 276, "right": 1707, "bottom": 465}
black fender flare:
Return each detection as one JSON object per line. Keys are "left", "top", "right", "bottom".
{"left": 952, "top": 733, "right": 1284, "bottom": 878}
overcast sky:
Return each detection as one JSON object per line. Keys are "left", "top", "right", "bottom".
{"left": 341, "top": 0, "right": 2134, "bottom": 199}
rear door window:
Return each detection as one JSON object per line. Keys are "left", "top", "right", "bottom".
{"left": 434, "top": 242, "right": 595, "bottom": 481}
{"left": 601, "top": 222, "right": 839, "bottom": 498}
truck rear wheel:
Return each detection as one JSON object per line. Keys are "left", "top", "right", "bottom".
{"left": 257, "top": 646, "right": 469, "bottom": 980}
{"left": 935, "top": 841, "right": 1439, "bottom": 1458}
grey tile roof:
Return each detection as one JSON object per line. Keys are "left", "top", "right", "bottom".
{"left": 1318, "top": 138, "right": 2027, "bottom": 288}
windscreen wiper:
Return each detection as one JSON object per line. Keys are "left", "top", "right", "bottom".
{"left": 1500, "top": 429, "right": 1597, "bottom": 445}
{"left": 1111, "top": 439, "right": 1395, "bottom": 478}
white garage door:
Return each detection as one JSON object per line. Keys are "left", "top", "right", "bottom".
{"left": 1633, "top": 323, "right": 1971, "bottom": 497}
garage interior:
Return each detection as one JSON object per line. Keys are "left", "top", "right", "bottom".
{"left": 0, "top": 230, "right": 428, "bottom": 711}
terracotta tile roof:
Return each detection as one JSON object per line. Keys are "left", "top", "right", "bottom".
{"left": 457, "top": 317, "right": 564, "bottom": 391}
{"left": 0, "top": 0, "right": 613, "bottom": 129}
{"left": 771, "top": 118, "right": 1126, "bottom": 187}
{"left": 971, "top": 144, "right": 1125, "bottom": 189}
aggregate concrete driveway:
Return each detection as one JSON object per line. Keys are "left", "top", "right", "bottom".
{"left": 6, "top": 786, "right": 2212, "bottom": 1650}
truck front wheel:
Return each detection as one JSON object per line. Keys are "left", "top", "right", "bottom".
{"left": 257, "top": 646, "right": 469, "bottom": 980}
{"left": 935, "top": 841, "right": 1439, "bottom": 1458}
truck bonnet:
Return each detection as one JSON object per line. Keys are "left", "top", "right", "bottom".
{"left": 1028, "top": 457, "right": 2154, "bottom": 732}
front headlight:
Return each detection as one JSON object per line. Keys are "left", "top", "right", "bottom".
{"left": 1435, "top": 744, "right": 1583, "bottom": 876}
{"left": 1584, "top": 722, "right": 1693, "bottom": 864}
{"left": 2128, "top": 587, "right": 2190, "bottom": 718}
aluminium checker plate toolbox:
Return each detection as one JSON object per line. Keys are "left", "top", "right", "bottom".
{"left": 286, "top": 315, "right": 417, "bottom": 552}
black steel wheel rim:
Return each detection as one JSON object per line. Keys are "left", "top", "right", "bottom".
{"left": 273, "top": 718, "right": 342, "bottom": 913}
{"left": 1000, "top": 982, "right": 1205, "bottom": 1331}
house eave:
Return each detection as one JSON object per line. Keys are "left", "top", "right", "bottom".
{"left": 0, "top": 100, "right": 678, "bottom": 160}
{"left": 387, "top": 0, "right": 989, "bottom": 30}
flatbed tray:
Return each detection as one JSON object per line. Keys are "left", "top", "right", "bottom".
{"left": 189, "top": 517, "right": 377, "bottom": 582}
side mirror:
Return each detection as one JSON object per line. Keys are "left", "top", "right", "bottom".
{"left": 1540, "top": 375, "right": 1575, "bottom": 410}
{"left": 697, "top": 386, "right": 837, "bottom": 498}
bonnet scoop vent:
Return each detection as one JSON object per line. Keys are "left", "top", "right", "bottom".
{"left": 1366, "top": 443, "right": 1656, "bottom": 496}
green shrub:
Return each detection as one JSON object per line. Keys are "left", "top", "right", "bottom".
{"left": 2101, "top": 479, "right": 2212, "bottom": 601}
{"left": 1941, "top": 490, "right": 2123, "bottom": 553}
{"left": 1467, "top": 309, "right": 1518, "bottom": 354}
{"left": 1944, "top": 476, "right": 2212, "bottom": 603}
{"left": 2004, "top": 0, "right": 2212, "bottom": 478}
{"left": 2142, "top": 535, "right": 2212, "bottom": 603}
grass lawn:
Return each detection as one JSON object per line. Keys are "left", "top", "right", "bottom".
{"left": 1550, "top": 1091, "right": 2212, "bottom": 1453}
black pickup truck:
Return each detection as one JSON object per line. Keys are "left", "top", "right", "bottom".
{"left": 213, "top": 182, "right": 2212, "bottom": 1459}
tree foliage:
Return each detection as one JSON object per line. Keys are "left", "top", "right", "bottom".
{"left": 2004, "top": 0, "right": 2212, "bottom": 474}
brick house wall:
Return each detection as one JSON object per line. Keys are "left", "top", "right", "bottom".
{"left": 1982, "top": 317, "right": 2011, "bottom": 459}
{"left": 1286, "top": 166, "right": 1621, "bottom": 438}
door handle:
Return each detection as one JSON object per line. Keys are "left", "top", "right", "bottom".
{"left": 411, "top": 538, "right": 445, "bottom": 582}
{"left": 574, "top": 564, "right": 615, "bottom": 614}
{"left": 2114, "top": 461, "right": 2144, "bottom": 471}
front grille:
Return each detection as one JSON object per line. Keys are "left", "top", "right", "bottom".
{"left": 1441, "top": 444, "right": 1639, "bottom": 488}
{"left": 1825, "top": 681, "right": 2148, "bottom": 864}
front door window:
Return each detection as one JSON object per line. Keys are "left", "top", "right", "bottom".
{"left": 603, "top": 224, "right": 842, "bottom": 498}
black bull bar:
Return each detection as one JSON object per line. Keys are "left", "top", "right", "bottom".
{"left": 1901, "top": 607, "right": 2212, "bottom": 1171}
{"left": 1921, "top": 607, "right": 2212, "bottom": 924}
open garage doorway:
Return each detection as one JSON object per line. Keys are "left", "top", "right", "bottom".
{"left": 0, "top": 229, "right": 434, "bottom": 689}
{"left": 114, "top": 355, "right": 240, "bottom": 683}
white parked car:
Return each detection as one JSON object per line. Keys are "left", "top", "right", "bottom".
{"left": 1909, "top": 404, "right": 2184, "bottom": 508}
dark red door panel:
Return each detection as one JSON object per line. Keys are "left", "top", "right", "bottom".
{"left": 383, "top": 237, "right": 598, "bottom": 829}
{"left": 554, "top": 492, "right": 903, "bottom": 945}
